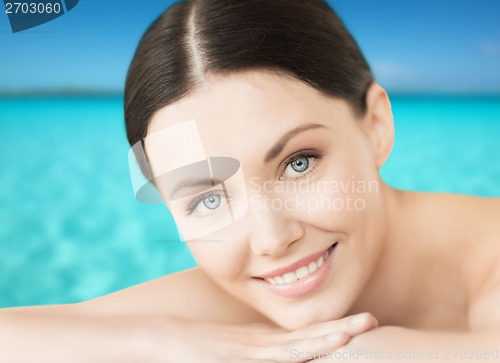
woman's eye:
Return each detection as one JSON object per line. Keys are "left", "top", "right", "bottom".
{"left": 290, "top": 157, "right": 309, "bottom": 172}
{"left": 187, "top": 191, "right": 228, "bottom": 216}
{"left": 282, "top": 155, "right": 317, "bottom": 179}
{"left": 202, "top": 195, "right": 221, "bottom": 210}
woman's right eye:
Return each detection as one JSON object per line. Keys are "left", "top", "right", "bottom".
{"left": 201, "top": 194, "right": 221, "bottom": 210}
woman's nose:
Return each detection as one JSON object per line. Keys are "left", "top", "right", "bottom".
{"left": 246, "top": 205, "right": 305, "bottom": 257}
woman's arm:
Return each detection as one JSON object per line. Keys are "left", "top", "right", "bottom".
{"left": 0, "top": 304, "right": 147, "bottom": 362}
{"left": 0, "top": 303, "right": 380, "bottom": 363}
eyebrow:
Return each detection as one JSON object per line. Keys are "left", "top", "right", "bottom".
{"left": 264, "top": 123, "right": 329, "bottom": 163}
{"left": 169, "top": 177, "right": 225, "bottom": 200}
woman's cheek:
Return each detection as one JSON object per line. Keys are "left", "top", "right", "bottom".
{"left": 187, "top": 239, "right": 247, "bottom": 279}
{"left": 287, "top": 166, "right": 376, "bottom": 229}
{"left": 293, "top": 188, "right": 368, "bottom": 230}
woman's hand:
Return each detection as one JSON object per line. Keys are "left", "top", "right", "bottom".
{"left": 138, "top": 312, "right": 378, "bottom": 362}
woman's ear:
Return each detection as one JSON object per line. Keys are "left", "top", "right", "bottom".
{"left": 361, "top": 82, "right": 394, "bottom": 169}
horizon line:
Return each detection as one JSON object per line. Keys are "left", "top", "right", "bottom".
{"left": 1, "top": 88, "right": 499, "bottom": 98}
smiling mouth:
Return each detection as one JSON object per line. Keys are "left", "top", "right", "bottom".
{"left": 254, "top": 242, "right": 338, "bottom": 286}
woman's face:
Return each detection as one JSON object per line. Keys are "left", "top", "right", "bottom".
{"left": 147, "top": 70, "right": 393, "bottom": 329}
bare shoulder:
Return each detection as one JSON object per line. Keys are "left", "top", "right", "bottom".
{"left": 423, "top": 192, "right": 499, "bottom": 218}
{"left": 407, "top": 191, "right": 500, "bottom": 330}
{"left": 465, "top": 194, "right": 500, "bottom": 331}
{"left": 443, "top": 193, "right": 499, "bottom": 244}
{"left": 434, "top": 193, "right": 500, "bottom": 331}
{"left": 76, "top": 266, "right": 271, "bottom": 325}
{"left": 431, "top": 193, "right": 500, "bottom": 276}
{"left": 413, "top": 191, "right": 499, "bottom": 238}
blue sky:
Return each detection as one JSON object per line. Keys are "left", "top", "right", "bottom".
{"left": 0, "top": 0, "right": 499, "bottom": 93}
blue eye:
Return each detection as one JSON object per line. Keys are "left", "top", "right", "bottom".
{"left": 290, "top": 157, "right": 309, "bottom": 173}
{"left": 282, "top": 152, "right": 321, "bottom": 180}
{"left": 186, "top": 191, "right": 228, "bottom": 216}
{"left": 203, "top": 194, "right": 221, "bottom": 210}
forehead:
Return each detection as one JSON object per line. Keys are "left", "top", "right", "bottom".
{"left": 146, "top": 70, "right": 348, "bottom": 162}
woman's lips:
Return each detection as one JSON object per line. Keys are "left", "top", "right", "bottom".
{"left": 254, "top": 243, "right": 336, "bottom": 279}
{"left": 253, "top": 243, "right": 338, "bottom": 298}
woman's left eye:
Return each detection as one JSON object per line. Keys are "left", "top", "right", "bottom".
{"left": 282, "top": 154, "right": 319, "bottom": 179}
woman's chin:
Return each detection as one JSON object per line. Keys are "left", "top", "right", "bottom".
{"left": 263, "top": 308, "right": 337, "bottom": 331}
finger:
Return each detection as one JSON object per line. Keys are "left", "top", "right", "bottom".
{"left": 283, "top": 312, "right": 378, "bottom": 340}
{"left": 248, "top": 331, "right": 351, "bottom": 362}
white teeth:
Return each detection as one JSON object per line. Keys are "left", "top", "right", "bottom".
{"left": 262, "top": 245, "right": 336, "bottom": 286}
{"left": 274, "top": 276, "right": 285, "bottom": 285}
{"left": 295, "top": 266, "right": 310, "bottom": 279}
{"left": 283, "top": 272, "right": 298, "bottom": 284}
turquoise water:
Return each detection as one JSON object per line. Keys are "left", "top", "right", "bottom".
{"left": 0, "top": 95, "right": 499, "bottom": 308}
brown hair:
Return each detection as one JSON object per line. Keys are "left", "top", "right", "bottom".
{"left": 124, "top": 0, "right": 373, "bottom": 148}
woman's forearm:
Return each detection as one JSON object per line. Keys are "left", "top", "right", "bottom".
{"left": 0, "top": 304, "right": 148, "bottom": 363}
